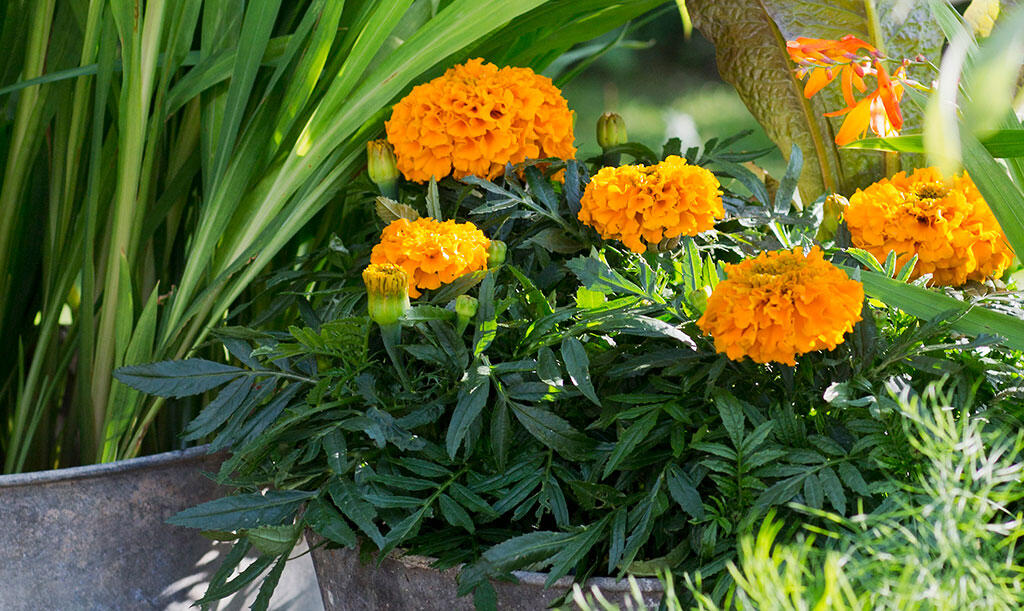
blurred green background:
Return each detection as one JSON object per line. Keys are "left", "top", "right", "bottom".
{"left": 557, "top": 8, "right": 786, "bottom": 176}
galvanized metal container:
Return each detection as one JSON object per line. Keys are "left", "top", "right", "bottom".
{"left": 0, "top": 446, "right": 322, "bottom": 610}
{"left": 310, "top": 540, "right": 664, "bottom": 610}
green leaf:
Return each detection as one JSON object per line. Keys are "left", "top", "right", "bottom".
{"left": 536, "top": 346, "right": 562, "bottom": 386}
{"left": 323, "top": 429, "right": 349, "bottom": 474}
{"left": 960, "top": 130, "right": 1024, "bottom": 259}
{"left": 566, "top": 255, "right": 645, "bottom": 298}
{"left": 481, "top": 530, "right": 570, "bottom": 573}
{"left": 250, "top": 552, "right": 289, "bottom": 611}
{"left": 168, "top": 490, "right": 313, "bottom": 530}
{"left": 114, "top": 359, "right": 245, "bottom": 398}
{"left": 438, "top": 494, "right": 475, "bottom": 533}
{"left": 304, "top": 498, "right": 357, "bottom": 547}
{"left": 375, "top": 196, "right": 421, "bottom": 223}
{"left": 561, "top": 336, "right": 601, "bottom": 406}
{"left": 181, "top": 377, "right": 253, "bottom": 441}
{"left": 855, "top": 268, "right": 1024, "bottom": 351}
{"left": 713, "top": 389, "right": 746, "bottom": 448}
{"left": 474, "top": 272, "right": 497, "bottom": 355}
{"left": 666, "top": 466, "right": 705, "bottom": 520}
{"left": 246, "top": 523, "right": 300, "bottom": 556}
{"left": 846, "top": 130, "right": 1024, "bottom": 158}
{"left": 802, "top": 473, "right": 824, "bottom": 509}
{"left": 603, "top": 411, "right": 660, "bottom": 478}
{"left": 509, "top": 401, "right": 596, "bottom": 461}
{"left": 327, "top": 478, "right": 386, "bottom": 549}
{"left": 545, "top": 516, "right": 611, "bottom": 587}
{"left": 426, "top": 177, "right": 442, "bottom": 220}
{"left": 819, "top": 466, "right": 847, "bottom": 514}
{"left": 838, "top": 462, "right": 871, "bottom": 497}
{"left": 446, "top": 362, "right": 491, "bottom": 458}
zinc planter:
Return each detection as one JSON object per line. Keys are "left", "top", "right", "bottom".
{"left": 0, "top": 446, "right": 322, "bottom": 610}
{"left": 309, "top": 540, "right": 664, "bottom": 610}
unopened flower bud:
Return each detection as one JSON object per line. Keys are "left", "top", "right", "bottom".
{"left": 362, "top": 263, "right": 410, "bottom": 326}
{"left": 455, "top": 295, "right": 478, "bottom": 334}
{"left": 686, "top": 285, "right": 711, "bottom": 314}
{"left": 597, "top": 112, "right": 628, "bottom": 151}
{"left": 367, "top": 139, "right": 400, "bottom": 199}
{"left": 816, "top": 193, "right": 849, "bottom": 241}
{"left": 487, "top": 240, "right": 507, "bottom": 266}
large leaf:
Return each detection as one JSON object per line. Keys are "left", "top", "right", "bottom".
{"left": 688, "top": 0, "right": 945, "bottom": 198}
{"left": 114, "top": 359, "right": 246, "bottom": 398}
{"left": 168, "top": 490, "right": 314, "bottom": 530}
{"left": 854, "top": 268, "right": 1024, "bottom": 351}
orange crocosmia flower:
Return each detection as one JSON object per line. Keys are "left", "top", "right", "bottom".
{"left": 696, "top": 246, "right": 864, "bottom": 366}
{"left": 825, "top": 61, "right": 904, "bottom": 145}
{"left": 787, "top": 36, "right": 874, "bottom": 103}
{"left": 844, "top": 168, "right": 1014, "bottom": 286}
{"left": 370, "top": 217, "right": 490, "bottom": 298}
{"left": 385, "top": 58, "right": 576, "bottom": 182}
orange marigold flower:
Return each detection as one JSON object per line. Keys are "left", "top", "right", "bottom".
{"left": 697, "top": 246, "right": 864, "bottom": 366}
{"left": 385, "top": 58, "right": 576, "bottom": 182}
{"left": 370, "top": 217, "right": 490, "bottom": 298}
{"left": 844, "top": 167, "right": 1014, "bottom": 286}
{"left": 577, "top": 155, "right": 723, "bottom": 253}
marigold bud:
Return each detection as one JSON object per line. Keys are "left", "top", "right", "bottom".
{"left": 487, "top": 240, "right": 507, "bottom": 266}
{"left": 455, "top": 294, "right": 479, "bottom": 334}
{"left": 367, "top": 139, "right": 400, "bottom": 199}
{"left": 597, "top": 112, "right": 627, "bottom": 150}
{"left": 816, "top": 193, "right": 849, "bottom": 241}
{"left": 362, "top": 263, "right": 410, "bottom": 326}
{"left": 686, "top": 285, "right": 711, "bottom": 314}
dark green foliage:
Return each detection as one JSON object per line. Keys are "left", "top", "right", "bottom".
{"left": 118, "top": 134, "right": 1024, "bottom": 608}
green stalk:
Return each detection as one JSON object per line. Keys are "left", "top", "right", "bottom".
{"left": 91, "top": 0, "right": 168, "bottom": 459}
{"left": 0, "top": 0, "right": 55, "bottom": 329}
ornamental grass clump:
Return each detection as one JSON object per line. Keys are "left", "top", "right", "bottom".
{"left": 578, "top": 155, "right": 724, "bottom": 253}
{"left": 385, "top": 58, "right": 576, "bottom": 182}
{"left": 697, "top": 246, "right": 864, "bottom": 365}
{"left": 845, "top": 167, "right": 1014, "bottom": 286}
{"left": 370, "top": 217, "right": 491, "bottom": 298}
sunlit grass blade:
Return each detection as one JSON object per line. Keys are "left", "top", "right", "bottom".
{"left": 846, "top": 130, "right": 1024, "bottom": 158}
{"left": 854, "top": 268, "right": 1024, "bottom": 351}
{"left": 959, "top": 130, "right": 1024, "bottom": 260}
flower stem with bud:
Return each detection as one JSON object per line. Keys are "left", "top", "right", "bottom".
{"left": 362, "top": 263, "right": 412, "bottom": 388}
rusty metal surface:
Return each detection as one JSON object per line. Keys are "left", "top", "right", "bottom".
{"left": 0, "top": 447, "right": 322, "bottom": 610}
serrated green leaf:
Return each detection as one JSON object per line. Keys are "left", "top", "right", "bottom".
{"left": 838, "top": 462, "right": 871, "bottom": 497}
{"left": 561, "top": 336, "right": 600, "bottom": 406}
{"left": 510, "top": 401, "right": 596, "bottom": 461}
{"left": 802, "top": 473, "right": 824, "bottom": 509}
{"left": 438, "top": 494, "right": 475, "bottom": 533}
{"left": 666, "top": 466, "right": 705, "bottom": 520}
{"left": 545, "top": 516, "right": 611, "bottom": 587}
{"left": 246, "top": 523, "right": 300, "bottom": 556}
{"left": 169, "top": 490, "right": 313, "bottom": 530}
{"left": 181, "top": 377, "right": 253, "bottom": 441}
{"left": 446, "top": 363, "right": 490, "bottom": 458}
{"left": 327, "top": 478, "right": 385, "bottom": 549}
{"left": 819, "top": 466, "right": 847, "bottom": 513}
{"left": 304, "top": 498, "right": 357, "bottom": 547}
{"left": 114, "top": 359, "right": 245, "bottom": 398}
{"left": 713, "top": 389, "right": 746, "bottom": 448}
{"left": 375, "top": 196, "right": 421, "bottom": 223}
{"left": 603, "top": 410, "right": 660, "bottom": 478}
